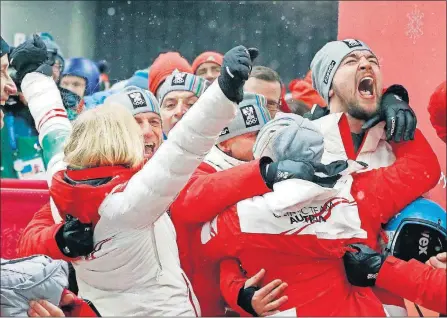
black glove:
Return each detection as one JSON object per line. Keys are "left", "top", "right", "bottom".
{"left": 261, "top": 159, "right": 348, "bottom": 189}
{"left": 218, "top": 45, "right": 259, "bottom": 104}
{"left": 55, "top": 214, "right": 94, "bottom": 258}
{"left": 312, "top": 160, "right": 349, "bottom": 188}
{"left": 343, "top": 243, "right": 386, "bottom": 287}
{"left": 362, "top": 84, "right": 416, "bottom": 142}
{"left": 303, "top": 104, "right": 330, "bottom": 121}
{"left": 237, "top": 286, "right": 259, "bottom": 317}
{"left": 9, "top": 34, "right": 53, "bottom": 86}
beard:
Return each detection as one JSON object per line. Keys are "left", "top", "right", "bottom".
{"left": 333, "top": 85, "right": 381, "bottom": 121}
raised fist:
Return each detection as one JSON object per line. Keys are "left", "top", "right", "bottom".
{"left": 218, "top": 45, "right": 259, "bottom": 104}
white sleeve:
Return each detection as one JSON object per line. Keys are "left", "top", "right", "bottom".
{"left": 101, "top": 81, "right": 237, "bottom": 228}
{"left": 21, "top": 72, "right": 72, "bottom": 224}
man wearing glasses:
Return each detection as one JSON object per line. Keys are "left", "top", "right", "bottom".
{"left": 244, "top": 66, "right": 282, "bottom": 118}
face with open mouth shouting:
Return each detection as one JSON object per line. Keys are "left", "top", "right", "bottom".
{"left": 330, "top": 50, "right": 383, "bottom": 121}
{"left": 134, "top": 112, "right": 163, "bottom": 160}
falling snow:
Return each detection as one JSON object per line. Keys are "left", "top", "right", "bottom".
{"left": 406, "top": 5, "right": 424, "bottom": 44}
{"left": 107, "top": 7, "right": 115, "bottom": 16}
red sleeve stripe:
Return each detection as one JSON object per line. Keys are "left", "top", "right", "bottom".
{"left": 38, "top": 108, "right": 68, "bottom": 131}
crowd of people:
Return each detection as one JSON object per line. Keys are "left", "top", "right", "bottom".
{"left": 0, "top": 32, "right": 446, "bottom": 317}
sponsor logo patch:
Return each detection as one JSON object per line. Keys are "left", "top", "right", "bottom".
{"left": 127, "top": 92, "right": 147, "bottom": 108}
{"left": 419, "top": 232, "right": 429, "bottom": 255}
{"left": 171, "top": 73, "right": 188, "bottom": 85}
{"left": 323, "top": 60, "right": 337, "bottom": 84}
{"left": 240, "top": 105, "right": 259, "bottom": 128}
{"left": 342, "top": 39, "right": 363, "bottom": 48}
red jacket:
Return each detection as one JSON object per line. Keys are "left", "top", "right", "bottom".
{"left": 201, "top": 129, "right": 440, "bottom": 316}
{"left": 377, "top": 256, "right": 446, "bottom": 314}
{"left": 16, "top": 166, "right": 137, "bottom": 261}
{"left": 169, "top": 158, "right": 271, "bottom": 317}
{"left": 17, "top": 203, "right": 70, "bottom": 261}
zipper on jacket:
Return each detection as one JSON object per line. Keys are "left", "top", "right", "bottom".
{"left": 151, "top": 226, "right": 163, "bottom": 275}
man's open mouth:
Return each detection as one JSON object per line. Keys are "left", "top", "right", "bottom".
{"left": 144, "top": 142, "right": 155, "bottom": 156}
{"left": 358, "top": 76, "right": 375, "bottom": 99}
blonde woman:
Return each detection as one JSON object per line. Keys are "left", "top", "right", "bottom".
{"left": 14, "top": 36, "right": 258, "bottom": 316}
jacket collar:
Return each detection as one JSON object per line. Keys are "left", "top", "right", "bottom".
{"left": 50, "top": 165, "right": 137, "bottom": 225}
{"left": 203, "top": 146, "right": 245, "bottom": 171}
{"left": 313, "top": 112, "right": 387, "bottom": 160}
{"left": 66, "top": 165, "right": 132, "bottom": 181}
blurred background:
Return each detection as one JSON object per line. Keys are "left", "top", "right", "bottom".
{"left": 1, "top": 0, "right": 446, "bottom": 214}
{"left": 1, "top": 0, "right": 338, "bottom": 84}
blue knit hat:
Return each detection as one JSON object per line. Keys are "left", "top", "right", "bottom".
{"left": 126, "top": 69, "right": 149, "bottom": 90}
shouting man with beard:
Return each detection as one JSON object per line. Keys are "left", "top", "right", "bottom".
{"left": 308, "top": 39, "right": 418, "bottom": 315}
{"left": 310, "top": 39, "right": 416, "bottom": 149}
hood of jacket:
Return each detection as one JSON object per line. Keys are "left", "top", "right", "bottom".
{"left": 50, "top": 165, "right": 137, "bottom": 225}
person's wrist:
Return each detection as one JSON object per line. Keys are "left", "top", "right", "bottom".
{"left": 35, "top": 63, "right": 54, "bottom": 77}
{"left": 237, "top": 286, "right": 259, "bottom": 316}
{"left": 383, "top": 84, "right": 409, "bottom": 103}
{"left": 55, "top": 224, "right": 72, "bottom": 257}
{"left": 262, "top": 161, "right": 278, "bottom": 190}
{"left": 259, "top": 157, "right": 273, "bottom": 188}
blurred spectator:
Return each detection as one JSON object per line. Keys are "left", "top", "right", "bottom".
{"left": 244, "top": 66, "right": 282, "bottom": 118}
{"left": 110, "top": 78, "right": 129, "bottom": 91}
{"left": 96, "top": 60, "right": 111, "bottom": 91}
{"left": 38, "top": 32, "right": 65, "bottom": 83}
{"left": 157, "top": 71, "right": 209, "bottom": 135}
{"left": 126, "top": 68, "right": 149, "bottom": 89}
{"left": 289, "top": 70, "right": 326, "bottom": 110}
{"left": 148, "top": 52, "right": 192, "bottom": 96}
{"left": 60, "top": 58, "right": 100, "bottom": 98}
{"left": 284, "top": 92, "right": 313, "bottom": 116}
{"left": 1, "top": 36, "right": 17, "bottom": 129}
{"left": 427, "top": 80, "right": 446, "bottom": 143}
{"left": 192, "top": 51, "right": 223, "bottom": 83}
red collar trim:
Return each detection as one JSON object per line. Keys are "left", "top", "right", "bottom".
{"left": 337, "top": 114, "right": 370, "bottom": 160}
{"left": 66, "top": 165, "right": 132, "bottom": 181}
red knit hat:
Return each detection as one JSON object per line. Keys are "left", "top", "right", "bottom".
{"left": 192, "top": 51, "right": 224, "bottom": 74}
{"left": 148, "top": 52, "right": 193, "bottom": 94}
{"left": 428, "top": 80, "right": 446, "bottom": 143}
{"left": 280, "top": 83, "right": 291, "bottom": 113}
{"left": 289, "top": 70, "right": 327, "bottom": 109}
